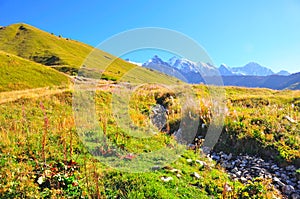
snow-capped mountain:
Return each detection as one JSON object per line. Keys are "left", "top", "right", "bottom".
{"left": 229, "top": 62, "right": 274, "bottom": 76}
{"left": 133, "top": 56, "right": 298, "bottom": 89}
{"left": 218, "top": 64, "right": 234, "bottom": 76}
{"left": 142, "top": 55, "right": 219, "bottom": 83}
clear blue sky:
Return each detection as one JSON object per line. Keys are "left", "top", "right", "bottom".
{"left": 1, "top": 0, "right": 300, "bottom": 73}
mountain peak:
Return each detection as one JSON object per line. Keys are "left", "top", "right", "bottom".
{"left": 276, "top": 70, "right": 290, "bottom": 76}
{"left": 230, "top": 62, "right": 274, "bottom": 76}
{"left": 143, "top": 55, "right": 168, "bottom": 66}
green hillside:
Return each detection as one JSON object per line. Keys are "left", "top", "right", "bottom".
{"left": 0, "top": 51, "right": 69, "bottom": 92}
{"left": 0, "top": 23, "right": 180, "bottom": 84}
{"left": 0, "top": 23, "right": 92, "bottom": 68}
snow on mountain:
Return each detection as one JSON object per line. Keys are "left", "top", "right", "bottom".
{"left": 143, "top": 55, "right": 169, "bottom": 66}
{"left": 218, "top": 64, "right": 234, "bottom": 76}
{"left": 142, "top": 55, "right": 220, "bottom": 83}
{"left": 168, "top": 57, "right": 199, "bottom": 73}
{"left": 276, "top": 70, "right": 290, "bottom": 76}
{"left": 125, "top": 58, "right": 142, "bottom": 66}
{"left": 141, "top": 56, "right": 293, "bottom": 84}
{"left": 230, "top": 62, "right": 274, "bottom": 76}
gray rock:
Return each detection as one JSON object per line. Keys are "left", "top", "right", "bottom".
{"left": 161, "top": 176, "right": 173, "bottom": 182}
{"left": 271, "top": 164, "right": 279, "bottom": 170}
{"left": 236, "top": 171, "right": 242, "bottom": 177}
{"left": 251, "top": 166, "right": 261, "bottom": 171}
{"left": 275, "top": 171, "right": 281, "bottom": 177}
{"left": 281, "top": 173, "right": 288, "bottom": 180}
{"left": 221, "top": 162, "right": 232, "bottom": 169}
{"left": 273, "top": 177, "right": 285, "bottom": 187}
{"left": 151, "top": 166, "right": 161, "bottom": 171}
{"left": 192, "top": 172, "right": 201, "bottom": 179}
{"left": 231, "top": 167, "right": 238, "bottom": 173}
{"left": 240, "top": 177, "right": 247, "bottom": 183}
{"left": 150, "top": 104, "right": 167, "bottom": 130}
{"left": 291, "top": 193, "right": 300, "bottom": 199}
{"left": 286, "top": 165, "right": 296, "bottom": 171}
{"left": 282, "top": 185, "right": 295, "bottom": 195}
{"left": 195, "top": 160, "right": 206, "bottom": 167}
{"left": 211, "top": 155, "right": 220, "bottom": 161}
{"left": 283, "top": 115, "right": 296, "bottom": 123}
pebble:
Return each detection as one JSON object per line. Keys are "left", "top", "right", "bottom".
{"left": 195, "top": 160, "right": 206, "bottom": 167}
{"left": 291, "top": 193, "right": 300, "bottom": 199}
{"left": 209, "top": 151, "right": 300, "bottom": 198}
{"left": 282, "top": 185, "right": 295, "bottom": 195}
{"left": 192, "top": 172, "right": 201, "bottom": 179}
{"left": 161, "top": 176, "right": 173, "bottom": 182}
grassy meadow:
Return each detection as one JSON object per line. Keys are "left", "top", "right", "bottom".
{"left": 1, "top": 84, "right": 298, "bottom": 198}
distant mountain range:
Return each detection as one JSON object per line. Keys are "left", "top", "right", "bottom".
{"left": 136, "top": 55, "right": 300, "bottom": 90}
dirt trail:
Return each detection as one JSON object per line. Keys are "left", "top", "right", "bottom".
{"left": 0, "top": 87, "right": 70, "bottom": 104}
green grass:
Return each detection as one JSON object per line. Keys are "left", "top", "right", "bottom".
{"left": 210, "top": 86, "right": 300, "bottom": 165}
{"left": 0, "top": 88, "right": 281, "bottom": 198}
{"left": 0, "top": 23, "right": 93, "bottom": 67}
{"left": 0, "top": 51, "right": 69, "bottom": 92}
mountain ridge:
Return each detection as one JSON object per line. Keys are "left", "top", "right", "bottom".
{"left": 141, "top": 55, "right": 299, "bottom": 90}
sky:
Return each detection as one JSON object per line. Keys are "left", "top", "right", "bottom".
{"left": 1, "top": 0, "right": 300, "bottom": 73}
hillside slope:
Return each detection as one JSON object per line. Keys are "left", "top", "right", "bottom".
{"left": 0, "top": 51, "right": 69, "bottom": 92}
{"left": 0, "top": 23, "right": 93, "bottom": 68}
{"left": 0, "top": 23, "right": 180, "bottom": 84}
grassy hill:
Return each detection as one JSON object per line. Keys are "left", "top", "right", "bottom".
{"left": 0, "top": 50, "right": 69, "bottom": 92}
{"left": 0, "top": 23, "right": 180, "bottom": 84}
{"left": 0, "top": 23, "right": 93, "bottom": 68}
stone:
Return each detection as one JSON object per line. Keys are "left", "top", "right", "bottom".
{"left": 192, "top": 172, "right": 201, "bottom": 179}
{"left": 251, "top": 166, "right": 261, "bottom": 171}
{"left": 221, "top": 162, "right": 233, "bottom": 169}
{"left": 240, "top": 177, "right": 247, "bottom": 183}
{"left": 170, "top": 169, "right": 181, "bottom": 174}
{"left": 236, "top": 171, "right": 242, "bottom": 177}
{"left": 271, "top": 165, "right": 279, "bottom": 170}
{"left": 286, "top": 165, "right": 296, "bottom": 171}
{"left": 227, "top": 153, "right": 233, "bottom": 160}
{"left": 273, "top": 177, "right": 285, "bottom": 187}
{"left": 283, "top": 115, "right": 296, "bottom": 123}
{"left": 187, "top": 144, "right": 196, "bottom": 150}
{"left": 195, "top": 160, "right": 206, "bottom": 166}
{"left": 282, "top": 185, "right": 295, "bottom": 195}
{"left": 291, "top": 178, "right": 297, "bottom": 183}
{"left": 231, "top": 167, "right": 238, "bottom": 173}
{"left": 150, "top": 104, "right": 167, "bottom": 130}
{"left": 211, "top": 155, "right": 220, "bottom": 161}
{"left": 240, "top": 163, "right": 246, "bottom": 167}
{"left": 151, "top": 166, "right": 161, "bottom": 171}
{"left": 161, "top": 176, "right": 173, "bottom": 182}
{"left": 231, "top": 174, "right": 237, "bottom": 178}
{"left": 291, "top": 193, "right": 300, "bottom": 199}
{"left": 281, "top": 173, "right": 288, "bottom": 180}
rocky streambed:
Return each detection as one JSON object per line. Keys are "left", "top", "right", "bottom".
{"left": 208, "top": 151, "right": 300, "bottom": 198}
